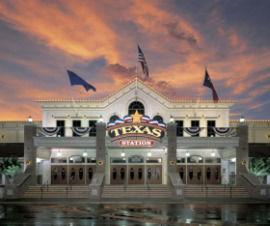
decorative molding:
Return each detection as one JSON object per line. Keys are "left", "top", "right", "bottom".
{"left": 34, "top": 137, "right": 96, "bottom": 148}
{"left": 176, "top": 137, "right": 239, "bottom": 148}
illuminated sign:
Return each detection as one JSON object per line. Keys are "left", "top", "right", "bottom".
{"left": 108, "top": 124, "right": 165, "bottom": 141}
{"left": 119, "top": 140, "right": 155, "bottom": 147}
{"left": 107, "top": 111, "right": 166, "bottom": 141}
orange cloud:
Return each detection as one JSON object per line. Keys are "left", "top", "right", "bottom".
{"left": 0, "top": 0, "right": 119, "bottom": 63}
{"left": 0, "top": 0, "right": 270, "bottom": 120}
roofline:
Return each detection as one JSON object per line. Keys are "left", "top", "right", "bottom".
{"left": 36, "top": 78, "right": 237, "bottom": 104}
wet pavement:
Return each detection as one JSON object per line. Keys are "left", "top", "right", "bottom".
{"left": 0, "top": 201, "right": 270, "bottom": 225}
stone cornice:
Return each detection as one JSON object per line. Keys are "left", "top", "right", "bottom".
{"left": 33, "top": 137, "right": 96, "bottom": 148}
{"left": 177, "top": 137, "right": 239, "bottom": 148}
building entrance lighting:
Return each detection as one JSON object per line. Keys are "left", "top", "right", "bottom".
{"left": 185, "top": 152, "right": 190, "bottom": 157}
{"left": 211, "top": 151, "right": 216, "bottom": 157}
{"left": 121, "top": 152, "right": 125, "bottom": 157}
{"left": 240, "top": 116, "right": 245, "bottom": 123}
{"left": 56, "top": 150, "right": 62, "bottom": 157}
{"left": 98, "top": 115, "right": 104, "bottom": 122}
{"left": 83, "top": 151, "right": 87, "bottom": 157}
{"left": 147, "top": 151, "right": 152, "bottom": 157}
{"left": 28, "top": 116, "right": 33, "bottom": 122}
{"left": 169, "top": 115, "right": 174, "bottom": 122}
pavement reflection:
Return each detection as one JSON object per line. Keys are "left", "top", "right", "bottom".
{"left": 0, "top": 202, "right": 270, "bottom": 225}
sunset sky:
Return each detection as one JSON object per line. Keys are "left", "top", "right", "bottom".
{"left": 0, "top": 0, "right": 270, "bottom": 121}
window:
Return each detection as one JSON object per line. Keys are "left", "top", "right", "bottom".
{"left": 69, "top": 155, "right": 84, "bottom": 163}
{"left": 56, "top": 120, "right": 65, "bottom": 137}
{"left": 87, "top": 158, "right": 96, "bottom": 163}
{"left": 128, "top": 155, "right": 144, "bottom": 163}
{"left": 128, "top": 101, "right": 144, "bottom": 115}
{"left": 110, "top": 158, "right": 126, "bottom": 163}
{"left": 72, "top": 120, "right": 81, "bottom": 137}
{"left": 176, "top": 120, "right": 183, "bottom": 136}
{"left": 89, "top": 120, "right": 97, "bottom": 137}
{"left": 146, "top": 158, "right": 162, "bottom": 163}
{"left": 177, "top": 157, "right": 185, "bottom": 163}
{"left": 207, "top": 120, "right": 216, "bottom": 137}
{"left": 191, "top": 120, "right": 200, "bottom": 137}
{"left": 187, "top": 155, "right": 203, "bottom": 163}
{"left": 51, "top": 158, "right": 67, "bottom": 163}
{"left": 109, "top": 115, "right": 120, "bottom": 123}
{"left": 153, "top": 115, "right": 163, "bottom": 123}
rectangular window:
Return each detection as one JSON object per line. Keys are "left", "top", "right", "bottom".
{"left": 191, "top": 120, "right": 200, "bottom": 137}
{"left": 72, "top": 120, "right": 81, "bottom": 137}
{"left": 56, "top": 120, "right": 65, "bottom": 137}
{"left": 89, "top": 120, "right": 97, "bottom": 137}
{"left": 207, "top": 120, "right": 216, "bottom": 137}
{"left": 176, "top": 120, "right": 183, "bottom": 136}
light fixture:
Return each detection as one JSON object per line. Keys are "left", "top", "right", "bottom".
{"left": 36, "top": 158, "right": 42, "bottom": 163}
{"left": 147, "top": 152, "right": 152, "bottom": 157}
{"left": 231, "top": 157, "right": 236, "bottom": 162}
{"left": 185, "top": 152, "right": 190, "bottom": 157}
{"left": 56, "top": 151, "right": 62, "bottom": 157}
{"left": 169, "top": 115, "right": 174, "bottom": 122}
{"left": 240, "top": 116, "right": 245, "bottom": 123}
{"left": 198, "top": 157, "right": 202, "bottom": 161}
{"left": 28, "top": 116, "right": 33, "bottom": 122}
{"left": 83, "top": 152, "right": 87, "bottom": 157}
{"left": 211, "top": 151, "right": 216, "bottom": 157}
{"left": 98, "top": 115, "right": 104, "bottom": 122}
{"left": 121, "top": 152, "right": 125, "bottom": 157}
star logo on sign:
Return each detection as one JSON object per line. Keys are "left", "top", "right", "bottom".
{"left": 131, "top": 110, "right": 142, "bottom": 123}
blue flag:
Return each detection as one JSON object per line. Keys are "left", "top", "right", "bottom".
{"left": 67, "top": 70, "right": 96, "bottom": 92}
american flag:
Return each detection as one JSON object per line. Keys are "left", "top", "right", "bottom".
{"left": 137, "top": 45, "right": 149, "bottom": 78}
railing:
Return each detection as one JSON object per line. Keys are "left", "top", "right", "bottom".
{"left": 36, "top": 127, "right": 96, "bottom": 137}
{"left": 176, "top": 127, "right": 237, "bottom": 137}
{"left": 35, "top": 126, "right": 237, "bottom": 138}
{"left": 168, "top": 172, "right": 184, "bottom": 198}
{"left": 89, "top": 172, "right": 105, "bottom": 199}
{"left": 241, "top": 173, "right": 260, "bottom": 187}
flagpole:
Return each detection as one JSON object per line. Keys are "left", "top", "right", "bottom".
{"left": 135, "top": 44, "right": 138, "bottom": 99}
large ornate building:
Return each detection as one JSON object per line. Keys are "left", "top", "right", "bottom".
{"left": 0, "top": 78, "right": 270, "bottom": 199}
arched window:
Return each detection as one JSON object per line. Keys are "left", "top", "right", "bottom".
{"left": 128, "top": 101, "right": 144, "bottom": 115}
{"left": 109, "top": 115, "right": 120, "bottom": 123}
{"left": 153, "top": 115, "right": 163, "bottom": 123}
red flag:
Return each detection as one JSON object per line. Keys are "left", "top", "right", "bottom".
{"left": 203, "top": 69, "right": 219, "bottom": 102}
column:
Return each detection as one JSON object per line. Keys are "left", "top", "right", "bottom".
{"left": 96, "top": 122, "right": 106, "bottom": 173}
{"left": 24, "top": 124, "right": 37, "bottom": 185}
{"left": 167, "top": 122, "right": 177, "bottom": 173}
{"left": 236, "top": 124, "right": 249, "bottom": 184}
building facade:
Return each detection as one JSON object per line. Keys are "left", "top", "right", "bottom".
{"left": 33, "top": 79, "right": 239, "bottom": 186}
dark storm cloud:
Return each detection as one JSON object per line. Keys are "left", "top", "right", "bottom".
{"left": 105, "top": 63, "right": 136, "bottom": 78}
{"left": 166, "top": 22, "right": 198, "bottom": 47}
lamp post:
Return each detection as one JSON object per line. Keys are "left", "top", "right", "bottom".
{"left": 240, "top": 116, "right": 245, "bottom": 123}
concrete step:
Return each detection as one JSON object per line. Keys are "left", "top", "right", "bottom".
{"left": 184, "top": 186, "right": 249, "bottom": 198}
{"left": 23, "top": 185, "right": 91, "bottom": 199}
{"left": 102, "top": 185, "right": 173, "bottom": 198}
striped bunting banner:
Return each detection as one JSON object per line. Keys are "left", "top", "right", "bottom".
{"left": 40, "top": 127, "right": 60, "bottom": 136}
{"left": 184, "top": 127, "right": 204, "bottom": 136}
{"left": 213, "top": 127, "right": 232, "bottom": 136}
{"left": 72, "top": 127, "right": 91, "bottom": 136}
